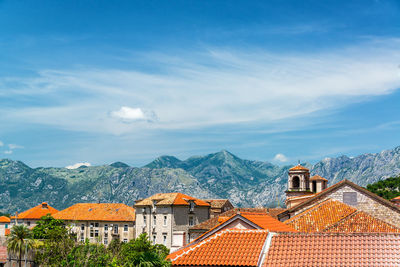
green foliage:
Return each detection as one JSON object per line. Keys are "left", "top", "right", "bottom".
{"left": 34, "top": 223, "right": 170, "bottom": 267}
{"left": 32, "top": 214, "right": 67, "bottom": 239}
{"left": 366, "top": 175, "right": 400, "bottom": 200}
{"left": 7, "top": 224, "right": 34, "bottom": 267}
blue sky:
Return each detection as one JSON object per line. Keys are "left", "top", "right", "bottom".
{"left": 1, "top": 0, "right": 400, "bottom": 167}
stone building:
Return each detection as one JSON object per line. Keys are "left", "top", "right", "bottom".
{"left": 279, "top": 179, "right": 400, "bottom": 228}
{"left": 285, "top": 165, "right": 328, "bottom": 208}
{"left": 134, "top": 193, "right": 210, "bottom": 251}
{"left": 11, "top": 202, "right": 59, "bottom": 228}
{"left": 203, "top": 199, "right": 234, "bottom": 218}
{"left": 53, "top": 203, "right": 135, "bottom": 245}
{"left": 0, "top": 217, "right": 10, "bottom": 239}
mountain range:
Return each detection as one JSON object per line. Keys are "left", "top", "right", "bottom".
{"left": 1, "top": 146, "right": 400, "bottom": 213}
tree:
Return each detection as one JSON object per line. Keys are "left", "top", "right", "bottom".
{"left": 7, "top": 224, "right": 34, "bottom": 267}
{"left": 116, "top": 233, "right": 170, "bottom": 267}
{"left": 32, "top": 214, "right": 67, "bottom": 239}
{"left": 367, "top": 175, "right": 400, "bottom": 200}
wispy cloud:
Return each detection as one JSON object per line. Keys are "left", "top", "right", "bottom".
{"left": 273, "top": 153, "right": 289, "bottom": 162}
{"left": 65, "top": 162, "right": 91, "bottom": 169}
{"left": 0, "top": 141, "right": 3, "bottom": 147}
{"left": 8, "top": 144, "right": 24, "bottom": 149}
{"left": 1, "top": 39, "right": 400, "bottom": 135}
{"left": 4, "top": 150, "right": 12, "bottom": 154}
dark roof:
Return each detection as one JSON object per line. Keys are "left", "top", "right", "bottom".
{"left": 203, "top": 199, "right": 232, "bottom": 209}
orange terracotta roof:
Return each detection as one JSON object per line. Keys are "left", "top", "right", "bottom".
{"left": 0, "top": 216, "right": 10, "bottom": 223}
{"left": 16, "top": 202, "right": 58, "bottom": 220}
{"left": 135, "top": 193, "right": 210, "bottom": 207}
{"left": 203, "top": 199, "right": 231, "bottom": 209}
{"left": 263, "top": 232, "right": 400, "bottom": 267}
{"left": 310, "top": 175, "right": 328, "bottom": 181}
{"left": 53, "top": 203, "right": 135, "bottom": 222}
{"left": 285, "top": 199, "right": 357, "bottom": 232}
{"left": 391, "top": 196, "right": 400, "bottom": 201}
{"left": 289, "top": 164, "right": 309, "bottom": 171}
{"left": 240, "top": 213, "right": 297, "bottom": 232}
{"left": 324, "top": 210, "right": 400, "bottom": 233}
{"left": 169, "top": 229, "right": 269, "bottom": 266}
{"left": 0, "top": 246, "right": 6, "bottom": 263}
{"left": 190, "top": 208, "right": 269, "bottom": 230}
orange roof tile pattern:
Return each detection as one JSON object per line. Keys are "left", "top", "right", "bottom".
{"left": 16, "top": 202, "right": 58, "bottom": 220}
{"left": 391, "top": 196, "right": 400, "bottom": 201}
{"left": 135, "top": 193, "right": 210, "bottom": 207}
{"left": 285, "top": 199, "right": 357, "bottom": 232}
{"left": 53, "top": 203, "right": 135, "bottom": 222}
{"left": 203, "top": 199, "right": 230, "bottom": 209}
{"left": 289, "top": 164, "right": 309, "bottom": 171}
{"left": 310, "top": 175, "right": 328, "bottom": 181}
{"left": 0, "top": 216, "right": 10, "bottom": 223}
{"left": 169, "top": 229, "right": 269, "bottom": 266}
{"left": 241, "top": 213, "right": 297, "bottom": 232}
{"left": 263, "top": 233, "right": 400, "bottom": 267}
{"left": 325, "top": 211, "right": 400, "bottom": 233}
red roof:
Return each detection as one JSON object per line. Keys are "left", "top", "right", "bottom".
{"left": 310, "top": 175, "right": 328, "bottom": 181}
{"left": 0, "top": 216, "right": 10, "bottom": 223}
{"left": 263, "top": 232, "right": 400, "bottom": 266}
{"left": 289, "top": 164, "right": 309, "bottom": 171}
{"left": 16, "top": 202, "right": 58, "bottom": 220}
{"left": 240, "top": 212, "right": 297, "bottom": 232}
{"left": 169, "top": 229, "right": 269, "bottom": 266}
{"left": 135, "top": 193, "right": 210, "bottom": 207}
{"left": 391, "top": 196, "right": 400, "bottom": 201}
{"left": 53, "top": 203, "right": 135, "bottom": 222}
{"left": 0, "top": 246, "right": 6, "bottom": 263}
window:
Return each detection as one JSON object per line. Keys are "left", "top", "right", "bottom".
{"left": 189, "top": 216, "right": 194, "bottom": 226}
{"left": 104, "top": 224, "right": 108, "bottom": 231}
{"left": 90, "top": 223, "right": 94, "bottom": 228}
{"left": 153, "top": 235, "right": 157, "bottom": 244}
{"left": 163, "top": 234, "right": 167, "bottom": 245}
{"left": 144, "top": 215, "right": 147, "bottom": 226}
{"left": 90, "top": 230, "right": 94, "bottom": 237}
{"left": 123, "top": 239, "right": 128, "bottom": 243}
{"left": 95, "top": 222, "right": 99, "bottom": 227}
{"left": 114, "top": 225, "right": 119, "bottom": 234}
{"left": 312, "top": 181, "right": 317, "bottom": 193}
{"left": 95, "top": 229, "right": 99, "bottom": 237}
{"left": 163, "top": 215, "right": 167, "bottom": 226}
{"left": 27, "top": 221, "right": 31, "bottom": 226}
{"left": 124, "top": 224, "right": 128, "bottom": 232}
{"left": 343, "top": 192, "right": 358, "bottom": 206}
{"left": 81, "top": 224, "right": 85, "bottom": 231}
{"left": 153, "top": 215, "right": 157, "bottom": 226}
{"left": 104, "top": 232, "right": 108, "bottom": 237}
{"left": 104, "top": 237, "right": 108, "bottom": 245}
{"left": 189, "top": 201, "right": 195, "bottom": 212}
{"left": 5, "top": 224, "right": 8, "bottom": 229}
{"left": 292, "top": 176, "right": 300, "bottom": 189}
{"left": 80, "top": 235, "right": 84, "bottom": 242}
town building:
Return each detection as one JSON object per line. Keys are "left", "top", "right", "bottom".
{"left": 134, "top": 193, "right": 210, "bottom": 251}
{"left": 203, "top": 199, "right": 234, "bottom": 218}
{"left": 391, "top": 195, "right": 400, "bottom": 206}
{"left": 11, "top": 202, "right": 58, "bottom": 227}
{"left": 279, "top": 178, "right": 400, "bottom": 228}
{"left": 168, "top": 229, "right": 400, "bottom": 266}
{"left": 189, "top": 207, "right": 286, "bottom": 242}
{"left": 284, "top": 199, "right": 400, "bottom": 233}
{"left": 53, "top": 203, "right": 135, "bottom": 245}
{"left": 0, "top": 217, "right": 10, "bottom": 238}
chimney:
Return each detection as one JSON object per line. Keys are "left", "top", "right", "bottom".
{"left": 42, "top": 202, "right": 48, "bottom": 209}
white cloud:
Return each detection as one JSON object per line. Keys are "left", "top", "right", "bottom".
{"left": 1, "top": 39, "right": 400, "bottom": 134}
{"left": 111, "top": 106, "right": 146, "bottom": 121}
{"left": 65, "top": 162, "right": 91, "bottom": 169}
{"left": 8, "top": 144, "right": 24, "bottom": 149}
{"left": 273, "top": 153, "right": 289, "bottom": 162}
{"left": 4, "top": 150, "right": 12, "bottom": 154}
{"left": 0, "top": 141, "right": 3, "bottom": 147}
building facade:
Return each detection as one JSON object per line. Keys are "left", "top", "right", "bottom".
{"left": 134, "top": 193, "right": 210, "bottom": 251}
{"left": 53, "top": 203, "right": 135, "bottom": 245}
{"left": 203, "top": 199, "right": 234, "bottom": 218}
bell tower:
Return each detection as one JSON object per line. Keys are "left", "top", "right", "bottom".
{"left": 285, "top": 164, "right": 314, "bottom": 208}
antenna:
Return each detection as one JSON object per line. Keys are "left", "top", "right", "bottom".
{"left": 298, "top": 159, "right": 300, "bottom": 165}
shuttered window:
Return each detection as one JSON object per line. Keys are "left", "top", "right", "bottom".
{"left": 343, "top": 192, "right": 358, "bottom": 206}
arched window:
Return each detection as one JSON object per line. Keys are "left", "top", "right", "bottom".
{"left": 292, "top": 176, "right": 300, "bottom": 189}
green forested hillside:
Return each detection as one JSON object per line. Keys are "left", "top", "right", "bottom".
{"left": 367, "top": 175, "right": 400, "bottom": 200}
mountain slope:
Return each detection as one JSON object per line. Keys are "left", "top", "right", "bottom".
{"left": 1, "top": 146, "right": 400, "bottom": 213}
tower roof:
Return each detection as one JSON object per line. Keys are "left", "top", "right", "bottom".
{"left": 289, "top": 164, "right": 309, "bottom": 171}
{"left": 310, "top": 175, "right": 328, "bottom": 181}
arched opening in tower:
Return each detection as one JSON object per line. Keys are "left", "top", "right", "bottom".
{"left": 292, "top": 176, "right": 300, "bottom": 189}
